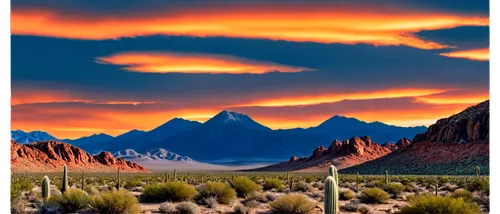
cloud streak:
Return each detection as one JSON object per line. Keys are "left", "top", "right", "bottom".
{"left": 11, "top": 2, "right": 488, "bottom": 49}
{"left": 440, "top": 47, "right": 489, "bottom": 61}
{"left": 96, "top": 52, "right": 314, "bottom": 74}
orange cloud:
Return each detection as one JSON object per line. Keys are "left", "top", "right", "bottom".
{"left": 439, "top": 48, "right": 489, "bottom": 61}
{"left": 96, "top": 52, "right": 313, "bottom": 74}
{"left": 415, "top": 89, "right": 489, "bottom": 104}
{"left": 235, "top": 88, "right": 448, "bottom": 107}
{"left": 11, "top": 4, "right": 488, "bottom": 49}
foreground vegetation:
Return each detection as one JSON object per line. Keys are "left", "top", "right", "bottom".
{"left": 11, "top": 166, "right": 489, "bottom": 214}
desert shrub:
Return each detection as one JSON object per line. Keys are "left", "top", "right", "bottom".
{"left": 400, "top": 194, "right": 480, "bottom": 214}
{"left": 52, "top": 188, "right": 91, "bottom": 213}
{"left": 341, "top": 201, "right": 359, "bottom": 212}
{"left": 124, "top": 179, "right": 143, "bottom": 189}
{"left": 357, "top": 203, "right": 372, "bottom": 213}
{"left": 467, "top": 179, "right": 489, "bottom": 194}
{"left": 245, "top": 199, "right": 261, "bottom": 209}
{"left": 231, "top": 177, "right": 261, "bottom": 197}
{"left": 176, "top": 201, "right": 198, "bottom": 214}
{"left": 443, "top": 183, "right": 458, "bottom": 192}
{"left": 91, "top": 190, "right": 141, "bottom": 214}
{"left": 203, "top": 196, "right": 218, "bottom": 208}
{"left": 359, "top": 188, "right": 390, "bottom": 204}
{"left": 159, "top": 202, "right": 177, "bottom": 213}
{"left": 294, "top": 181, "right": 312, "bottom": 192}
{"left": 244, "top": 191, "right": 268, "bottom": 203}
{"left": 11, "top": 179, "right": 34, "bottom": 203}
{"left": 304, "top": 176, "right": 314, "bottom": 183}
{"left": 451, "top": 189, "right": 474, "bottom": 202}
{"left": 339, "top": 188, "right": 356, "bottom": 200}
{"left": 269, "top": 194, "right": 316, "bottom": 214}
{"left": 263, "top": 178, "right": 283, "bottom": 190}
{"left": 387, "top": 183, "right": 405, "bottom": 195}
{"left": 234, "top": 204, "right": 252, "bottom": 214}
{"left": 143, "top": 182, "right": 197, "bottom": 202}
{"left": 265, "top": 193, "right": 278, "bottom": 202}
{"left": 197, "top": 181, "right": 236, "bottom": 204}
{"left": 405, "top": 185, "right": 414, "bottom": 192}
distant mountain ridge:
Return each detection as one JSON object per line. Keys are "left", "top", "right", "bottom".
{"left": 11, "top": 130, "right": 58, "bottom": 144}
{"left": 113, "top": 148, "right": 195, "bottom": 162}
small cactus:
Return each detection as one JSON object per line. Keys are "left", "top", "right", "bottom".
{"left": 324, "top": 175, "right": 339, "bottom": 214}
{"left": 435, "top": 177, "right": 439, "bottom": 196}
{"left": 356, "top": 172, "right": 360, "bottom": 192}
{"left": 174, "top": 169, "right": 177, "bottom": 181}
{"left": 116, "top": 168, "right": 121, "bottom": 190}
{"left": 61, "top": 164, "right": 68, "bottom": 193}
{"left": 81, "top": 171, "right": 85, "bottom": 190}
{"left": 476, "top": 166, "right": 481, "bottom": 177}
{"left": 42, "top": 176, "right": 51, "bottom": 203}
{"left": 385, "top": 170, "right": 389, "bottom": 187}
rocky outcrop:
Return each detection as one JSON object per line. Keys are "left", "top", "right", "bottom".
{"left": 383, "top": 142, "right": 398, "bottom": 151}
{"left": 253, "top": 136, "right": 393, "bottom": 172}
{"left": 11, "top": 140, "right": 148, "bottom": 172}
{"left": 341, "top": 100, "right": 490, "bottom": 175}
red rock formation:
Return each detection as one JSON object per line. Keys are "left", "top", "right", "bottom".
{"left": 289, "top": 156, "right": 298, "bottom": 162}
{"left": 383, "top": 142, "right": 398, "bottom": 151}
{"left": 311, "top": 146, "right": 328, "bottom": 159}
{"left": 11, "top": 140, "right": 148, "bottom": 172}
{"left": 396, "top": 138, "right": 411, "bottom": 148}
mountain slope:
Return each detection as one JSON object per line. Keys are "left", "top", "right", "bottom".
{"left": 11, "top": 140, "right": 148, "bottom": 172}
{"left": 11, "top": 130, "right": 58, "bottom": 144}
{"left": 341, "top": 100, "right": 489, "bottom": 175}
{"left": 252, "top": 136, "right": 397, "bottom": 172}
{"left": 61, "top": 133, "right": 113, "bottom": 151}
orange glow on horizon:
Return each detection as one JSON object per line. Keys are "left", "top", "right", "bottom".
{"left": 10, "top": 6, "right": 489, "bottom": 49}
{"left": 235, "top": 88, "right": 448, "bottom": 107}
{"left": 415, "top": 90, "right": 489, "bottom": 104}
{"left": 440, "top": 48, "right": 489, "bottom": 61}
{"left": 96, "top": 52, "right": 313, "bottom": 74}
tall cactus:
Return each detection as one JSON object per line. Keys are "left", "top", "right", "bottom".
{"left": 435, "top": 177, "right": 439, "bottom": 196}
{"left": 42, "top": 176, "right": 51, "bottom": 203}
{"left": 61, "top": 164, "right": 68, "bottom": 193}
{"left": 116, "top": 168, "right": 121, "bottom": 190}
{"left": 81, "top": 171, "right": 85, "bottom": 190}
{"left": 174, "top": 169, "right": 177, "bottom": 181}
{"left": 324, "top": 176, "right": 339, "bottom": 214}
{"left": 476, "top": 166, "right": 481, "bottom": 177}
{"left": 356, "top": 172, "right": 360, "bottom": 192}
{"left": 328, "top": 165, "right": 339, "bottom": 185}
{"left": 385, "top": 170, "right": 389, "bottom": 187}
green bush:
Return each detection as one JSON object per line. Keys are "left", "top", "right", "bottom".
{"left": 294, "top": 181, "right": 312, "bottom": 192}
{"left": 52, "top": 188, "right": 91, "bottom": 213}
{"left": 269, "top": 194, "right": 316, "bottom": 214}
{"left": 400, "top": 195, "right": 480, "bottom": 214}
{"left": 231, "top": 177, "right": 261, "bottom": 197}
{"left": 359, "top": 188, "right": 390, "bottom": 204}
{"left": 387, "top": 183, "right": 405, "bottom": 195}
{"left": 304, "top": 176, "right": 314, "bottom": 183}
{"left": 91, "top": 190, "right": 141, "bottom": 214}
{"left": 11, "top": 179, "right": 34, "bottom": 203}
{"left": 340, "top": 189, "right": 356, "bottom": 200}
{"left": 143, "top": 182, "right": 197, "bottom": 202}
{"left": 263, "top": 178, "right": 283, "bottom": 190}
{"left": 467, "top": 179, "right": 489, "bottom": 194}
{"left": 451, "top": 189, "right": 474, "bottom": 202}
{"left": 197, "top": 182, "right": 236, "bottom": 204}
{"left": 124, "top": 179, "right": 143, "bottom": 189}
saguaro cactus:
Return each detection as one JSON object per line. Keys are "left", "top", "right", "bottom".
{"left": 476, "top": 166, "right": 481, "bottom": 177}
{"left": 81, "top": 171, "right": 85, "bottom": 190}
{"left": 356, "top": 172, "right": 360, "bottom": 192}
{"left": 42, "top": 176, "right": 51, "bottom": 203}
{"left": 385, "top": 170, "right": 389, "bottom": 187}
{"left": 328, "top": 165, "right": 339, "bottom": 185}
{"left": 116, "top": 168, "right": 121, "bottom": 190}
{"left": 435, "top": 177, "right": 439, "bottom": 196}
{"left": 61, "top": 164, "right": 68, "bottom": 193}
{"left": 324, "top": 176, "right": 339, "bottom": 214}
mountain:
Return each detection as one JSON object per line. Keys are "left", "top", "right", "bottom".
{"left": 11, "top": 140, "right": 148, "bottom": 172}
{"left": 113, "top": 148, "right": 194, "bottom": 162}
{"left": 341, "top": 100, "right": 489, "bottom": 175}
{"left": 252, "top": 136, "right": 398, "bottom": 172}
{"left": 137, "top": 111, "right": 426, "bottom": 162}
{"left": 11, "top": 130, "right": 58, "bottom": 144}
{"left": 102, "top": 118, "right": 202, "bottom": 152}
{"left": 61, "top": 133, "right": 113, "bottom": 151}
{"left": 307, "top": 115, "right": 426, "bottom": 145}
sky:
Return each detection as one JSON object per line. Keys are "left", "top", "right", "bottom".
{"left": 11, "top": 0, "right": 490, "bottom": 139}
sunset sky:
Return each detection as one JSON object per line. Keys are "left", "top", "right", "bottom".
{"left": 11, "top": 0, "right": 489, "bottom": 139}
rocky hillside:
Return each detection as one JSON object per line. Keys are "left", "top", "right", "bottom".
{"left": 341, "top": 100, "right": 489, "bottom": 175}
{"left": 252, "top": 136, "right": 406, "bottom": 172}
{"left": 11, "top": 140, "right": 148, "bottom": 172}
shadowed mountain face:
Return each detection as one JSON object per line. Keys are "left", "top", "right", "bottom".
{"left": 61, "top": 133, "right": 113, "bottom": 150}
{"left": 11, "top": 140, "right": 147, "bottom": 172}
{"left": 11, "top": 130, "right": 58, "bottom": 144}
{"left": 341, "top": 100, "right": 489, "bottom": 175}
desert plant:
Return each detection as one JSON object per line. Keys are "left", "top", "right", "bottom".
{"left": 231, "top": 176, "right": 261, "bottom": 197}
{"left": 385, "top": 170, "right": 389, "bottom": 187}
{"left": 451, "top": 189, "right": 474, "bottom": 202}
{"left": 356, "top": 172, "right": 360, "bottom": 192}
{"left": 11, "top": 178, "right": 34, "bottom": 204}
{"left": 475, "top": 166, "right": 480, "bottom": 177}
{"left": 400, "top": 194, "right": 480, "bottom": 214}
{"left": 41, "top": 176, "right": 51, "bottom": 203}
{"left": 269, "top": 193, "right": 316, "bottom": 214}
{"left": 197, "top": 181, "right": 236, "bottom": 204}
{"left": 159, "top": 202, "right": 177, "bottom": 213}
{"left": 116, "top": 168, "right": 121, "bottom": 190}
{"left": 387, "top": 183, "right": 405, "bottom": 195}
{"left": 176, "top": 201, "right": 198, "bottom": 214}
{"left": 324, "top": 175, "right": 339, "bottom": 214}
{"left": 339, "top": 188, "right": 356, "bottom": 200}
{"left": 359, "top": 188, "right": 390, "bottom": 204}
{"left": 294, "top": 181, "right": 312, "bottom": 192}
{"left": 81, "top": 171, "right": 85, "bottom": 190}
{"left": 467, "top": 178, "right": 489, "bottom": 194}
{"left": 52, "top": 188, "right": 91, "bottom": 213}
{"left": 234, "top": 204, "right": 252, "bottom": 214}
{"left": 263, "top": 178, "right": 283, "bottom": 190}
{"left": 304, "top": 176, "right": 314, "bottom": 183}
{"left": 61, "top": 164, "right": 68, "bottom": 193}
{"left": 203, "top": 196, "right": 219, "bottom": 208}
{"left": 328, "top": 165, "right": 339, "bottom": 185}
{"left": 125, "top": 179, "right": 143, "bottom": 189}
{"left": 91, "top": 190, "right": 141, "bottom": 214}
{"left": 143, "top": 182, "right": 197, "bottom": 202}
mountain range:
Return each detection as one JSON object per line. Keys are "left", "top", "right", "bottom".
{"left": 113, "top": 148, "right": 195, "bottom": 162}
{"left": 11, "top": 111, "right": 426, "bottom": 163}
